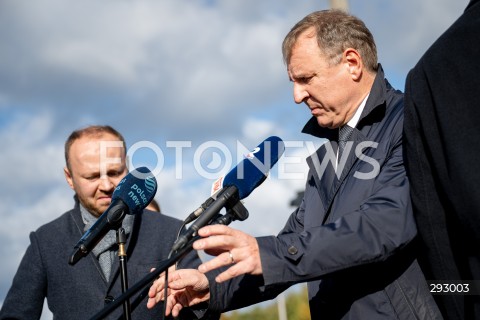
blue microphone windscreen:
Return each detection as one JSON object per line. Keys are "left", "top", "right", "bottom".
{"left": 112, "top": 166, "right": 158, "bottom": 215}
{"left": 223, "top": 136, "right": 285, "bottom": 199}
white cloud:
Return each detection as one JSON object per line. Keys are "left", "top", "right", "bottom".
{"left": 241, "top": 118, "right": 284, "bottom": 144}
{"left": 358, "top": 0, "right": 468, "bottom": 87}
{"left": 0, "top": 1, "right": 296, "bottom": 124}
{"left": 0, "top": 111, "right": 65, "bottom": 195}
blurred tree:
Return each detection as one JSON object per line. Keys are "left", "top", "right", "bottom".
{"left": 220, "top": 285, "right": 310, "bottom": 320}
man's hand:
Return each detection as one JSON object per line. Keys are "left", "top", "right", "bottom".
{"left": 147, "top": 269, "right": 210, "bottom": 317}
{"left": 193, "top": 225, "right": 263, "bottom": 282}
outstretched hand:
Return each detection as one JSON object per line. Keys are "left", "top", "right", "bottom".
{"left": 147, "top": 269, "right": 210, "bottom": 318}
{"left": 147, "top": 225, "right": 262, "bottom": 316}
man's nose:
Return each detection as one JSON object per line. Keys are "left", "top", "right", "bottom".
{"left": 99, "top": 176, "right": 115, "bottom": 191}
{"left": 293, "top": 83, "right": 308, "bottom": 104}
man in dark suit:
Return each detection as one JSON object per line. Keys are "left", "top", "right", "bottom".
{"left": 147, "top": 10, "right": 441, "bottom": 319}
{"left": 0, "top": 125, "right": 214, "bottom": 319}
{"left": 403, "top": 1, "right": 480, "bottom": 319}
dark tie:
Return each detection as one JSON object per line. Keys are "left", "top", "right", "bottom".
{"left": 338, "top": 125, "right": 354, "bottom": 161}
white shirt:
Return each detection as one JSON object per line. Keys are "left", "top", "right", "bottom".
{"left": 347, "top": 93, "right": 370, "bottom": 129}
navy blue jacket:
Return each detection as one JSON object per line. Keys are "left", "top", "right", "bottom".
{"left": 208, "top": 68, "right": 442, "bottom": 319}
{"left": 0, "top": 201, "right": 209, "bottom": 319}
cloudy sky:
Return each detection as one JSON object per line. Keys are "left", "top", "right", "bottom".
{"left": 0, "top": 0, "right": 468, "bottom": 317}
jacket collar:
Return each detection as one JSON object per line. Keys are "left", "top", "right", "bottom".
{"left": 301, "top": 64, "right": 387, "bottom": 139}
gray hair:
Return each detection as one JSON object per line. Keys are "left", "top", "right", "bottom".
{"left": 282, "top": 10, "right": 378, "bottom": 72}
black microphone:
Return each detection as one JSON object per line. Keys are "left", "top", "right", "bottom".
{"left": 172, "top": 136, "right": 285, "bottom": 251}
{"left": 69, "top": 167, "right": 157, "bottom": 265}
{"left": 183, "top": 197, "right": 216, "bottom": 225}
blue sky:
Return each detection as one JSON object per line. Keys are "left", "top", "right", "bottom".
{"left": 0, "top": 0, "right": 468, "bottom": 317}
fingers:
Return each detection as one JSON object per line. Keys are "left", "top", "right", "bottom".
{"left": 147, "top": 269, "right": 211, "bottom": 312}
{"left": 148, "top": 277, "right": 163, "bottom": 298}
{"left": 147, "top": 278, "right": 185, "bottom": 315}
{"left": 171, "top": 300, "right": 184, "bottom": 318}
{"left": 147, "top": 265, "right": 177, "bottom": 298}
{"left": 166, "top": 293, "right": 183, "bottom": 317}
{"left": 197, "top": 224, "right": 235, "bottom": 237}
{"left": 198, "top": 250, "right": 260, "bottom": 282}
{"left": 193, "top": 225, "right": 263, "bottom": 279}
{"left": 146, "top": 270, "right": 180, "bottom": 309}
{"left": 147, "top": 270, "right": 186, "bottom": 300}
{"left": 197, "top": 250, "right": 238, "bottom": 273}
{"left": 147, "top": 277, "right": 167, "bottom": 309}
{"left": 147, "top": 289, "right": 182, "bottom": 317}
{"left": 193, "top": 225, "right": 242, "bottom": 253}
{"left": 214, "top": 261, "right": 252, "bottom": 283}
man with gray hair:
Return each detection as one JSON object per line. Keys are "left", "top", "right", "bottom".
{"left": 147, "top": 10, "right": 442, "bottom": 319}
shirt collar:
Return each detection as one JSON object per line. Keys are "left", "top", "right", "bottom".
{"left": 346, "top": 93, "right": 369, "bottom": 129}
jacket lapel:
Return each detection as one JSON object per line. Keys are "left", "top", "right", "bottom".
{"left": 324, "top": 129, "right": 368, "bottom": 222}
{"left": 306, "top": 140, "right": 337, "bottom": 209}
{"left": 306, "top": 128, "right": 368, "bottom": 224}
{"left": 70, "top": 205, "right": 111, "bottom": 285}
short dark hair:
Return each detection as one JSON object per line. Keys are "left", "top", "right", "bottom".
{"left": 282, "top": 10, "right": 378, "bottom": 72}
{"left": 64, "top": 125, "right": 126, "bottom": 171}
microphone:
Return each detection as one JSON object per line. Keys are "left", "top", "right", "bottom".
{"left": 183, "top": 136, "right": 285, "bottom": 224}
{"left": 214, "top": 135, "right": 285, "bottom": 198}
{"left": 183, "top": 197, "right": 216, "bottom": 224}
{"left": 172, "top": 136, "right": 285, "bottom": 251}
{"left": 69, "top": 166, "right": 157, "bottom": 265}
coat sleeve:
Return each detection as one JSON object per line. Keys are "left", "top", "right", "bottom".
{"left": 258, "top": 121, "right": 418, "bottom": 286}
{"left": 207, "top": 270, "right": 290, "bottom": 313}
{"left": 206, "top": 207, "right": 305, "bottom": 312}
{"left": 0, "top": 232, "right": 47, "bottom": 320}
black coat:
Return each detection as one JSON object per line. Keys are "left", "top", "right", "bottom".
{"left": 404, "top": 0, "right": 480, "bottom": 319}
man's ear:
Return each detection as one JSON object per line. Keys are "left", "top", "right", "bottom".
{"left": 64, "top": 166, "right": 75, "bottom": 190}
{"left": 343, "top": 48, "right": 362, "bottom": 81}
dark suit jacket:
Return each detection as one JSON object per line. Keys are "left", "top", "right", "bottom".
{"left": 208, "top": 67, "right": 441, "bottom": 319}
{"left": 404, "top": 1, "right": 480, "bottom": 319}
{"left": 0, "top": 201, "right": 204, "bottom": 319}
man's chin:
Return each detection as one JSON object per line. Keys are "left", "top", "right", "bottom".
{"left": 316, "top": 117, "right": 339, "bottom": 129}
{"left": 316, "top": 118, "right": 330, "bottom": 128}
{"left": 92, "top": 203, "right": 111, "bottom": 217}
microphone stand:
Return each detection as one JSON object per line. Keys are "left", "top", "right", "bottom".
{"left": 116, "top": 227, "right": 131, "bottom": 320}
{"left": 89, "top": 190, "right": 249, "bottom": 320}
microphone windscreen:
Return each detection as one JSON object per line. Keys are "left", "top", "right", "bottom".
{"left": 223, "top": 136, "right": 285, "bottom": 199}
{"left": 112, "top": 166, "right": 158, "bottom": 215}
